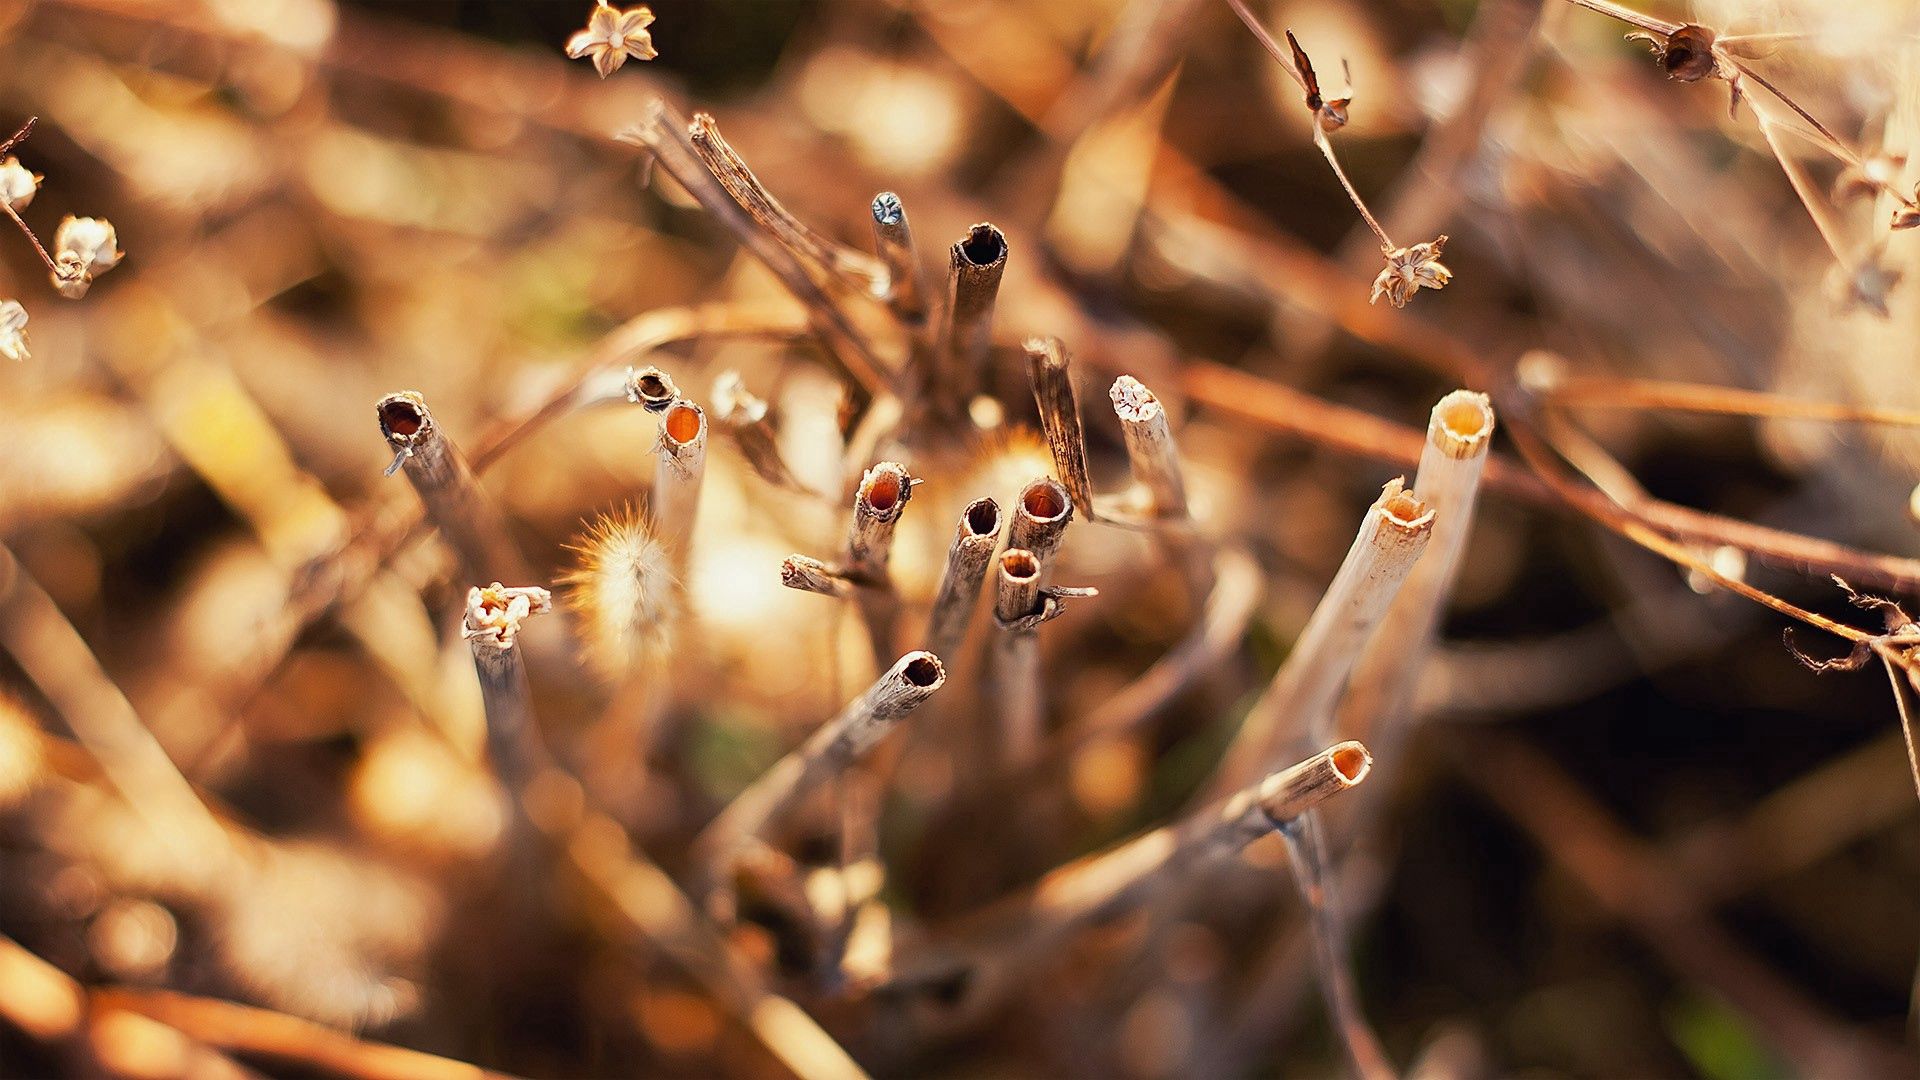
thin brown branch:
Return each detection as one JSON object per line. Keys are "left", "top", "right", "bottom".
{"left": 376, "top": 390, "right": 529, "bottom": 588}
{"left": 926, "top": 497, "right": 1004, "bottom": 661}
{"left": 930, "top": 223, "right": 1008, "bottom": 419}
{"left": 692, "top": 652, "right": 947, "bottom": 907}
{"left": 684, "top": 112, "right": 889, "bottom": 294}
{"left": 712, "top": 370, "right": 820, "bottom": 497}
{"left": 619, "top": 104, "right": 892, "bottom": 401}
{"left": 1025, "top": 337, "right": 1095, "bottom": 517}
{"left": 1541, "top": 375, "right": 1920, "bottom": 428}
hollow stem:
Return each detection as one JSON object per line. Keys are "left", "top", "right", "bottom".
{"left": 1207, "top": 479, "right": 1435, "bottom": 799}
{"left": 1008, "top": 477, "right": 1073, "bottom": 573}
{"left": 991, "top": 549, "right": 1097, "bottom": 768}
{"left": 652, "top": 398, "right": 708, "bottom": 575}
{"left": 693, "top": 652, "right": 947, "bottom": 906}
{"left": 376, "top": 391, "right": 528, "bottom": 588}
{"left": 931, "top": 223, "right": 1008, "bottom": 419}
{"left": 925, "top": 497, "right": 1005, "bottom": 661}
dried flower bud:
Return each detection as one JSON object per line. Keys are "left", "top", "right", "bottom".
{"left": 50, "top": 216, "right": 122, "bottom": 299}
{"left": 0, "top": 156, "right": 39, "bottom": 211}
{"left": 1370, "top": 235, "right": 1452, "bottom": 308}
{"left": 565, "top": 3, "right": 657, "bottom": 78}
{"left": 1628, "top": 25, "right": 1721, "bottom": 83}
{"left": 0, "top": 299, "right": 25, "bottom": 362}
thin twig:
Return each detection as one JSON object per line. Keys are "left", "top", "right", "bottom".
{"left": 870, "top": 191, "right": 929, "bottom": 323}
{"left": 1540, "top": 374, "right": 1920, "bottom": 428}
{"left": 652, "top": 398, "right": 708, "bottom": 574}
{"left": 712, "top": 370, "right": 820, "bottom": 496}
{"left": 619, "top": 104, "right": 892, "bottom": 401}
{"left": 930, "top": 223, "right": 1008, "bottom": 419}
{"left": 1276, "top": 816, "right": 1396, "bottom": 1080}
{"left": 376, "top": 390, "right": 528, "bottom": 588}
{"left": 925, "top": 497, "right": 1005, "bottom": 661}
{"left": 1110, "top": 375, "right": 1190, "bottom": 519}
{"left": 693, "top": 652, "right": 947, "bottom": 908}
{"left": 1207, "top": 479, "right": 1434, "bottom": 799}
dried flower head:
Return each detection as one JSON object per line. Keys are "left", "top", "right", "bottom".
{"left": 561, "top": 508, "right": 680, "bottom": 682}
{"left": 566, "top": 2, "right": 657, "bottom": 78}
{"left": 0, "top": 300, "right": 26, "bottom": 362}
{"left": 51, "top": 216, "right": 122, "bottom": 299}
{"left": 462, "top": 583, "right": 553, "bottom": 648}
{"left": 1370, "top": 235, "right": 1452, "bottom": 308}
{"left": 0, "top": 156, "right": 39, "bottom": 211}
{"left": 1627, "top": 24, "right": 1723, "bottom": 84}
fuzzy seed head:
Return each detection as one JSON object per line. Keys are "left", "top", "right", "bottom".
{"left": 562, "top": 509, "right": 680, "bottom": 682}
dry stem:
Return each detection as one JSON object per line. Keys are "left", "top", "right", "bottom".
{"left": 870, "top": 192, "right": 929, "bottom": 323}
{"left": 991, "top": 549, "right": 1098, "bottom": 768}
{"left": 376, "top": 391, "right": 528, "bottom": 587}
{"left": 652, "top": 399, "right": 708, "bottom": 574}
{"left": 619, "top": 104, "right": 891, "bottom": 400}
{"left": 1025, "top": 337, "right": 1094, "bottom": 517}
{"left": 693, "top": 652, "right": 947, "bottom": 904}
{"left": 1110, "top": 374, "right": 1190, "bottom": 519}
{"left": 925, "top": 497, "right": 1005, "bottom": 661}
{"left": 1008, "top": 477, "right": 1074, "bottom": 572}
{"left": 931, "top": 223, "right": 1008, "bottom": 418}
{"left": 1208, "top": 479, "right": 1435, "bottom": 798}
{"left": 462, "top": 583, "right": 553, "bottom": 789}
{"left": 713, "top": 370, "right": 817, "bottom": 496}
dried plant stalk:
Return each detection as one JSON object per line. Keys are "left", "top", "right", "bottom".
{"left": 870, "top": 192, "right": 928, "bottom": 323}
{"left": 848, "top": 461, "right": 915, "bottom": 663}
{"left": 694, "top": 652, "right": 947, "bottom": 898}
{"left": 931, "top": 223, "right": 1008, "bottom": 417}
{"left": 1008, "top": 477, "right": 1073, "bottom": 572}
{"left": 0, "top": 543, "right": 226, "bottom": 859}
{"left": 893, "top": 743, "right": 1373, "bottom": 1020}
{"left": 845, "top": 462, "right": 914, "bottom": 584}
{"left": 651, "top": 399, "right": 707, "bottom": 574}
{"left": 712, "top": 370, "right": 815, "bottom": 495}
{"left": 462, "top": 583, "right": 553, "bottom": 789}
{"left": 619, "top": 104, "right": 890, "bottom": 399}
{"left": 991, "top": 549, "right": 1098, "bottom": 767}
{"left": 685, "top": 112, "right": 888, "bottom": 294}
{"left": 1276, "top": 816, "right": 1395, "bottom": 1080}
{"left": 782, "top": 555, "right": 857, "bottom": 599}
{"left": 1110, "top": 374, "right": 1189, "bottom": 519}
{"left": 1208, "top": 479, "right": 1435, "bottom": 799}
{"left": 1025, "top": 337, "right": 1094, "bottom": 517}
{"left": 925, "top": 498, "right": 1004, "bottom": 660}
{"left": 376, "top": 391, "right": 528, "bottom": 587}
{"left": 1340, "top": 391, "right": 1495, "bottom": 756}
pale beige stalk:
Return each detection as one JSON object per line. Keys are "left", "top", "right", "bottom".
{"left": 1007, "top": 477, "right": 1073, "bottom": 572}
{"left": 693, "top": 652, "right": 947, "bottom": 901}
{"left": 1110, "top": 374, "right": 1189, "bottom": 519}
{"left": 1207, "top": 478, "right": 1435, "bottom": 800}
{"left": 652, "top": 399, "right": 707, "bottom": 574}
{"left": 781, "top": 555, "right": 857, "bottom": 599}
{"left": 991, "top": 549, "right": 1098, "bottom": 767}
{"left": 1339, "top": 391, "right": 1494, "bottom": 756}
